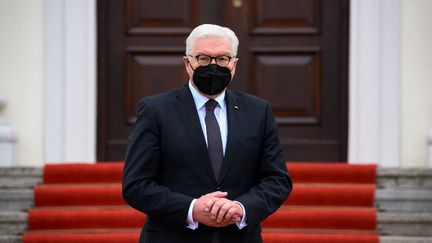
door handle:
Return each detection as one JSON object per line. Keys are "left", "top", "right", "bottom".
{"left": 232, "top": 0, "right": 242, "bottom": 8}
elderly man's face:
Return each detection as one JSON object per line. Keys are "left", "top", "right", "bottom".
{"left": 184, "top": 36, "right": 238, "bottom": 94}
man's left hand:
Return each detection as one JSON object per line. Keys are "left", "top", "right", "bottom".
{"left": 210, "top": 198, "right": 243, "bottom": 224}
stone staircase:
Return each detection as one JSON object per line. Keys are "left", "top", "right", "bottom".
{"left": 1, "top": 165, "right": 431, "bottom": 243}
{"left": 0, "top": 167, "right": 42, "bottom": 243}
{"left": 377, "top": 167, "right": 432, "bottom": 243}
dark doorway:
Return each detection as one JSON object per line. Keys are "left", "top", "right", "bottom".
{"left": 97, "top": 0, "right": 349, "bottom": 162}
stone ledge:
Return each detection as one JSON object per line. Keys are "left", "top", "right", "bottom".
{"left": 0, "top": 212, "right": 27, "bottom": 223}
{"left": 378, "top": 212, "right": 432, "bottom": 236}
{"left": 0, "top": 235, "right": 21, "bottom": 243}
{"left": 0, "top": 167, "right": 42, "bottom": 177}
{"left": 0, "top": 167, "right": 42, "bottom": 189}
{"left": 0, "top": 178, "right": 41, "bottom": 189}
{"left": 0, "top": 190, "right": 33, "bottom": 201}
{"left": 380, "top": 236, "right": 432, "bottom": 243}
{"left": 0, "top": 190, "right": 34, "bottom": 211}
{"left": 376, "top": 189, "right": 432, "bottom": 201}
{"left": 375, "top": 189, "right": 432, "bottom": 211}
{"left": 0, "top": 212, "right": 27, "bottom": 236}
{"left": 378, "top": 168, "right": 432, "bottom": 188}
{"left": 379, "top": 212, "right": 432, "bottom": 223}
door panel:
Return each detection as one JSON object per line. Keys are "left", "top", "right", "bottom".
{"left": 253, "top": 49, "right": 321, "bottom": 125}
{"left": 125, "top": 0, "right": 198, "bottom": 35}
{"left": 252, "top": 0, "right": 321, "bottom": 34}
{"left": 125, "top": 51, "right": 187, "bottom": 124}
{"left": 97, "top": 0, "right": 348, "bottom": 162}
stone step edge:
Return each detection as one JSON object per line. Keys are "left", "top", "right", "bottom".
{"left": 378, "top": 212, "right": 432, "bottom": 223}
{"left": 380, "top": 236, "right": 432, "bottom": 243}
{"left": 3, "top": 235, "right": 432, "bottom": 243}
{"left": 378, "top": 168, "right": 432, "bottom": 177}
{"left": 377, "top": 168, "right": 432, "bottom": 189}
{"left": 0, "top": 212, "right": 27, "bottom": 223}
{"left": 0, "top": 189, "right": 34, "bottom": 201}
{"left": 0, "top": 167, "right": 43, "bottom": 176}
{"left": 0, "top": 235, "right": 21, "bottom": 243}
{"left": 375, "top": 189, "right": 432, "bottom": 200}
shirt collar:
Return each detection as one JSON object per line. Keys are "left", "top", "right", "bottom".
{"left": 188, "top": 81, "right": 226, "bottom": 111}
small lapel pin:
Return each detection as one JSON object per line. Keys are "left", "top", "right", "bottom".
{"left": 234, "top": 106, "right": 239, "bottom": 110}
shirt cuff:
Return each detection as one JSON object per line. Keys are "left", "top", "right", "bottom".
{"left": 234, "top": 201, "right": 247, "bottom": 229}
{"left": 186, "top": 199, "right": 199, "bottom": 230}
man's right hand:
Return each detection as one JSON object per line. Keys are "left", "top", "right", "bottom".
{"left": 192, "top": 191, "right": 232, "bottom": 227}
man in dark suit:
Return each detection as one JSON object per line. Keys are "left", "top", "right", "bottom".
{"left": 122, "top": 24, "right": 292, "bottom": 243}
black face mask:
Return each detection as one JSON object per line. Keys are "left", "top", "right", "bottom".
{"left": 191, "top": 64, "right": 232, "bottom": 96}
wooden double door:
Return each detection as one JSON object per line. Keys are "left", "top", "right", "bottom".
{"left": 97, "top": 0, "right": 349, "bottom": 162}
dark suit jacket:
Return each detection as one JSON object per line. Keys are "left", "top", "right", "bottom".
{"left": 122, "top": 85, "right": 292, "bottom": 243}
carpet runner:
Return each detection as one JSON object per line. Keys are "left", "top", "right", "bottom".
{"left": 23, "top": 162, "right": 379, "bottom": 242}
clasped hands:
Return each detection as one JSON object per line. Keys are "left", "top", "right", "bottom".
{"left": 192, "top": 191, "right": 243, "bottom": 227}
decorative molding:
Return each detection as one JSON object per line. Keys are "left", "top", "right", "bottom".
{"left": 0, "top": 95, "right": 17, "bottom": 166}
{"left": 44, "top": 0, "right": 96, "bottom": 163}
{"left": 349, "top": 0, "right": 401, "bottom": 166}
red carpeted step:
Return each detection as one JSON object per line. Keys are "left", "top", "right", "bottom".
{"left": 262, "top": 208, "right": 376, "bottom": 230}
{"left": 262, "top": 232, "right": 379, "bottom": 243}
{"left": 28, "top": 208, "right": 146, "bottom": 230}
{"left": 28, "top": 207, "right": 375, "bottom": 231}
{"left": 287, "top": 163, "right": 376, "bottom": 184}
{"left": 23, "top": 232, "right": 140, "bottom": 243}
{"left": 42, "top": 162, "right": 376, "bottom": 184}
{"left": 286, "top": 184, "right": 375, "bottom": 207}
{"left": 34, "top": 183, "right": 375, "bottom": 207}
{"left": 43, "top": 162, "right": 123, "bottom": 184}
{"left": 34, "top": 185, "right": 125, "bottom": 207}
{"left": 23, "top": 231, "right": 379, "bottom": 243}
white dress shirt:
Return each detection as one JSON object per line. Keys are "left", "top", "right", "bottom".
{"left": 186, "top": 81, "right": 247, "bottom": 230}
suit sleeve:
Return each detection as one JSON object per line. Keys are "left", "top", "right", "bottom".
{"left": 235, "top": 102, "right": 293, "bottom": 227}
{"left": 122, "top": 99, "right": 194, "bottom": 230}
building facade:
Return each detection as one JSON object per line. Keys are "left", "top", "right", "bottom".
{"left": 1, "top": 0, "right": 431, "bottom": 167}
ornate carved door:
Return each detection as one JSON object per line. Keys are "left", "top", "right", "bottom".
{"left": 97, "top": 0, "right": 349, "bottom": 162}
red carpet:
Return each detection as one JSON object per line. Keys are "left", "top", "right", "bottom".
{"left": 24, "top": 162, "right": 379, "bottom": 242}
{"left": 34, "top": 184, "right": 375, "bottom": 207}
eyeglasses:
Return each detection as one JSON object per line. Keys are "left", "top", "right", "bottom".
{"left": 188, "top": 54, "right": 234, "bottom": 67}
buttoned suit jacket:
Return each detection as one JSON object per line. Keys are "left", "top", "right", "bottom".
{"left": 122, "top": 85, "right": 292, "bottom": 243}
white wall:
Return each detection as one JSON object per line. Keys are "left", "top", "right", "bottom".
{"left": 0, "top": 0, "right": 44, "bottom": 166}
{"left": 400, "top": 0, "right": 432, "bottom": 167}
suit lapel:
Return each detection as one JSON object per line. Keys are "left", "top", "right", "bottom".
{"left": 218, "top": 90, "right": 243, "bottom": 183}
{"left": 175, "top": 85, "right": 216, "bottom": 182}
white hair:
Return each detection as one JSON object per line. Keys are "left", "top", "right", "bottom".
{"left": 185, "top": 24, "right": 239, "bottom": 56}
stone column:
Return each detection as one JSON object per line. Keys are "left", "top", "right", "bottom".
{"left": 428, "top": 130, "right": 432, "bottom": 167}
{"left": 0, "top": 95, "right": 17, "bottom": 166}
